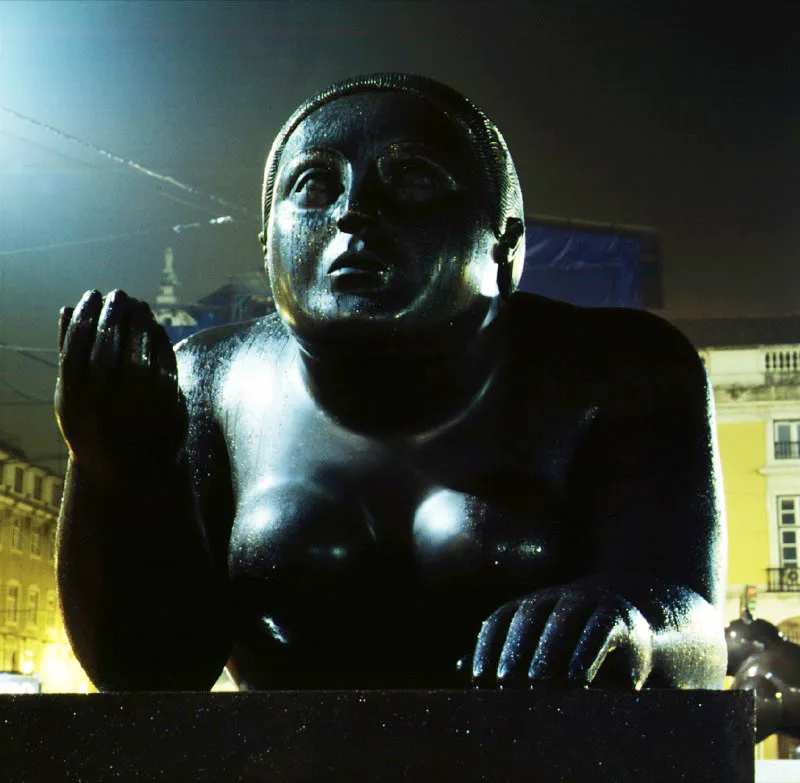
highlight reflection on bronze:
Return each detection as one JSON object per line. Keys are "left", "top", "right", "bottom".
{"left": 55, "top": 74, "right": 727, "bottom": 691}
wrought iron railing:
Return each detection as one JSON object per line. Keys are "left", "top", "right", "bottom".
{"left": 766, "top": 566, "right": 800, "bottom": 592}
{"left": 775, "top": 441, "right": 800, "bottom": 459}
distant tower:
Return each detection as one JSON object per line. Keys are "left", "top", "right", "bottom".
{"left": 152, "top": 248, "right": 197, "bottom": 329}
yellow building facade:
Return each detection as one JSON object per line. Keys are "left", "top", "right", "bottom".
{"left": 696, "top": 342, "right": 800, "bottom": 629}
{"left": 0, "top": 444, "right": 91, "bottom": 693}
{"left": 686, "top": 323, "right": 800, "bottom": 760}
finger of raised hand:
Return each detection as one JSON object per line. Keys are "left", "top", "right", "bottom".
{"left": 527, "top": 593, "right": 597, "bottom": 683}
{"left": 151, "top": 321, "right": 179, "bottom": 387}
{"left": 88, "top": 290, "right": 131, "bottom": 381}
{"left": 60, "top": 290, "right": 103, "bottom": 389}
{"left": 123, "top": 299, "right": 153, "bottom": 370}
{"left": 472, "top": 601, "right": 518, "bottom": 686}
{"left": 566, "top": 605, "right": 626, "bottom": 686}
{"left": 58, "top": 306, "right": 74, "bottom": 352}
{"left": 497, "top": 596, "right": 557, "bottom": 686}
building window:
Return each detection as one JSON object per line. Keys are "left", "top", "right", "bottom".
{"left": 13, "top": 467, "right": 23, "bottom": 494}
{"left": 46, "top": 591, "right": 57, "bottom": 628}
{"left": 27, "top": 588, "right": 38, "bottom": 627}
{"left": 775, "top": 420, "right": 800, "bottom": 459}
{"left": 6, "top": 638, "right": 18, "bottom": 672}
{"left": 30, "top": 528, "right": 41, "bottom": 558}
{"left": 48, "top": 528, "right": 55, "bottom": 562}
{"left": 6, "top": 583, "right": 19, "bottom": 625}
{"left": 778, "top": 496, "right": 800, "bottom": 568}
{"left": 33, "top": 475, "right": 42, "bottom": 500}
{"left": 10, "top": 518, "right": 22, "bottom": 552}
{"left": 51, "top": 482, "right": 62, "bottom": 507}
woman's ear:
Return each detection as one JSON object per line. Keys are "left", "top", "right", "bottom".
{"left": 493, "top": 218, "right": 525, "bottom": 300}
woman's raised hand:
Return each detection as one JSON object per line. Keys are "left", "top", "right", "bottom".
{"left": 55, "top": 289, "right": 188, "bottom": 478}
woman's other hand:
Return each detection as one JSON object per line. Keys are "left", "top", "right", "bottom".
{"left": 471, "top": 584, "right": 654, "bottom": 689}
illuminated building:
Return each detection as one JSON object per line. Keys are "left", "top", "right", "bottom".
{"left": 677, "top": 315, "right": 800, "bottom": 760}
{"left": 0, "top": 442, "right": 91, "bottom": 693}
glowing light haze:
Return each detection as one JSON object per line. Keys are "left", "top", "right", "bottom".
{"left": 0, "top": 1, "right": 796, "bottom": 462}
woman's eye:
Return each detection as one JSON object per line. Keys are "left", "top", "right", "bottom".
{"left": 291, "top": 169, "right": 341, "bottom": 208}
{"left": 381, "top": 159, "right": 458, "bottom": 205}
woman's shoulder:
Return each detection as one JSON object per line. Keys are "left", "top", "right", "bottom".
{"left": 177, "top": 312, "right": 287, "bottom": 356}
{"left": 508, "top": 292, "right": 703, "bottom": 376}
{"left": 174, "top": 312, "right": 291, "bottom": 396}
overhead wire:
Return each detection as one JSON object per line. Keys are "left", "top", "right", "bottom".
{"left": 0, "top": 108, "right": 258, "bottom": 258}
{"left": 0, "top": 127, "right": 234, "bottom": 217}
{"left": 0, "top": 217, "right": 236, "bottom": 258}
{"left": 1, "top": 106, "right": 256, "bottom": 219}
{"left": 0, "top": 378, "right": 51, "bottom": 404}
{"left": 0, "top": 109, "right": 256, "bottom": 422}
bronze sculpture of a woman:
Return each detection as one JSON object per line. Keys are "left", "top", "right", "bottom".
{"left": 54, "top": 74, "right": 727, "bottom": 691}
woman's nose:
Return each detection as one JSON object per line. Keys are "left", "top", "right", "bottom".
{"left": 337, "top": 167, "right": 382, "bottom": 234}
{"left": 337, "top": 208, "right": 379, "bottom": 234}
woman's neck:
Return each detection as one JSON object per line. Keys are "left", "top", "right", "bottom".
{"left": 297, "top": 304, "right": 507, "bottom": 437}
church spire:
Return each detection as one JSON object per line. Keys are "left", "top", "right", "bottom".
{"left": 155, "top": 247, "right": 179, "bottom": 308}
{"left": 152, "top": 247, "right": 197, "bottom": 331}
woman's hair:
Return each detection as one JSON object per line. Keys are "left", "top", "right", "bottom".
{"left": 262, "top": 73, "right": 525, "bottom": 291}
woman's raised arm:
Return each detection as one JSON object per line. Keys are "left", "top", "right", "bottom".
{"left": 55, "top": 289, "right": 233, "bottom": 690}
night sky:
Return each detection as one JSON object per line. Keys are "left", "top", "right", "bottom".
{"left": 0, "top": 1, "right": 797, "bottom": 462}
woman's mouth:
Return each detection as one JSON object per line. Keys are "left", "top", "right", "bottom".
{"left": 327, "top": 251, "right": 391, "bottom": 294}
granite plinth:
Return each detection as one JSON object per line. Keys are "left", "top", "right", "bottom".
{"left": 0, "top": 689, "right": 753, "bottom": 782}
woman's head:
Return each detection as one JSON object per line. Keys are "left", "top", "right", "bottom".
{"left": 261, "top": 74, "right": 525, "bottom": 348}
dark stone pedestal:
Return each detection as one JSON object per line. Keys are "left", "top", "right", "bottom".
{"left": 0, "top": 689, "right": 753, "bottom": 782}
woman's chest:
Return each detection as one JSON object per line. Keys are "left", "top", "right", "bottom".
{"left": 222, "top": 374, "right": 586, "bottom": 595}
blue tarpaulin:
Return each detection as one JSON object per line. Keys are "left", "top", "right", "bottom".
{"left": 518, "top": 218, "right": 662, "bottom": 309}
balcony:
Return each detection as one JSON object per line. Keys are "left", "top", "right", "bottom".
{"left": 766, "top": 349, "right": 800, "bottom": 377}
{"left": 775, "top": 441, "right": 800, "bottom": 460}
{"left": 766, "top": 566, "right": 800, "bottom": 592}
{"left": 698, "top": 344, "right": 800, "bottom": 396}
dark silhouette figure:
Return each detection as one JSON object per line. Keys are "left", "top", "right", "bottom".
{"left": 726, "top": 612, "right": 800, "bottom": 741}
{"left": 55, "top": 74, "right": 727, "bottom": 691}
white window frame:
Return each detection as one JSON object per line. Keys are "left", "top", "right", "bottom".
{"left": 774, "top": 419, "right": 800, "bottom": 460}
{"left": 46, "top": 591, "right": 57, "bottom": 628}
{"left": 26, "top": 586, "right": 39, "bottom": 628}
{"left": 10, "top": 517, "right": 22, "bottom": 553}
{"left": 50, "top": 481, "right": 62, "bottom": 508}
{"left": 762, "top": 413, "right": 800, "bottom": 568}
{"left": 6, "top": 582, "right": 20, "bottom": 626}
{"left": 776, "top": 496, "right": 800, "bottom": 569}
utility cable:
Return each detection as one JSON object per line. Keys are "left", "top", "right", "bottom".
{"left": 1, "top": 107, "right": 256, "bottom": 219}
{"left": 0, "top": 216, "right": 236, "bottom": 258}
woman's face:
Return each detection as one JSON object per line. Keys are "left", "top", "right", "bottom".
{"left": 264, "top": 91, "right": 500, "bottom": 348}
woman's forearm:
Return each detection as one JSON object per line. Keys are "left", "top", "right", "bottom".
{"left": 57, "top": 458, "right": 232, "bottom": 690}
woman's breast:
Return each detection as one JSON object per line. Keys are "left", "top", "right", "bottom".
{"left": 229, "top": 472, "right": 573, "bottom": 615}
{"left": 229, "top": 478, "right": 380, "bottom": 590}
{"left": 412, "top": 480, "right": 572, "bottom": 597}
{"left": 226, "top": 472, "right": 574, "bottom": 686}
